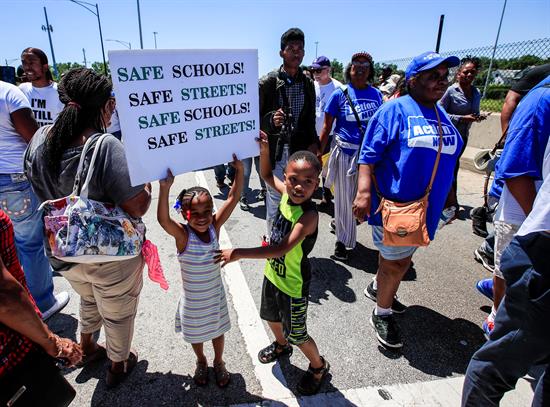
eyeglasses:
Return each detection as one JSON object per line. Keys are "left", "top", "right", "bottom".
{"left": 352, "top": 61, "right": 370, "bottom": 68}
{"left": 311, "top": 68, "right": 328, "bottom": 74}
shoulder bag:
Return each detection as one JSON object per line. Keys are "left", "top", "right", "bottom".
{"left": 40, "top": 134, "right": 145, "bottom": 263}
{"left": 372, "top": 107, "right": 444, "bottom": 247}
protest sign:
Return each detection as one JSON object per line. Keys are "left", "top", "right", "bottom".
{"left": 109, "top": 49, "right": 259, "bottom": 186}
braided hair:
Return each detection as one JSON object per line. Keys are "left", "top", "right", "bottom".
{"left": 175, "top": 186, "right": 212, "bottom": 219}
{"left": 344, "top": 52, "right": 375, "bottom": 84}
{"left": 460, "top": 56, "right": 482, "bottom": 70}
{"left": 43, "top": 67, "right": 112, "bottom": 176}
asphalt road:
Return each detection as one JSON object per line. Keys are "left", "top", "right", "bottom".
{"left": 46, "top": 167, "right": 531, "bottom": 406}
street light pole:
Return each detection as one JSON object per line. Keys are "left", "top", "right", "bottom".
{"left": 106, "top": 39, "right": 132, "bottom": 49}
{"left": 483, "top": 0, "right": 508, "bottom": 98}
{"left": 315, "top": 41, "right": 319, "bottom": 58}
{"left": 137, "top": 0, "right": 144, "bottom": 49}
{"left": 153, "top": 31, "right": 158, "bottom": 49}
{"left": 42, "top": 7, "right": 59, "bottom": 78}
{"left": 68, "top": 0, "right": 107, "bottom": 75}
{"left": 82, "top": 48, "right": 87, "bottom": 67}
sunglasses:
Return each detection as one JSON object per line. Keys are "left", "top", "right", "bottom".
{"left": 352, "top": 61, "right": 371, "bottom": 68}
{"left": 311, "top": 68, "right": 328, "bottom": 74}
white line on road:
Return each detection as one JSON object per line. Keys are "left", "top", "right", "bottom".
{"left": 195, "top": 171, "right": 295, "bottom": 401}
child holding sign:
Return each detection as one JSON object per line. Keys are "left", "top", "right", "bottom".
{"left": 157, "top": 155, "right": 243, "bottom": 388}
{"left": 214, "top": 132, "right": 330, "bottom": 395}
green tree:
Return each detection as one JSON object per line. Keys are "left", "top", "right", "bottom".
{"left": 91, "top": 61, "right": 110, "bottom": 76}
{"left": 331, "top": 59, "right": 344, "bottom": 82}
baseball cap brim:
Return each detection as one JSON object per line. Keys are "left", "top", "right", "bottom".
{"left": 310, "top": 63, "right": 323, "bottom": 69}
{"left": 416, "top": 55, "right": 460, "bottom": 76}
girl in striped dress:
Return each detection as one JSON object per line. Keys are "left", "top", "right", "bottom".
{"left": 157, "top": 155, "right": 243, "bottom": 388}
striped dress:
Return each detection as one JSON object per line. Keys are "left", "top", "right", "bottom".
{"left": 175, "top": 225, "right": 230, "bottom": 343}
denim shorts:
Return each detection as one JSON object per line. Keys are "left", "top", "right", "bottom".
{"left": 372, "top": 225, "right": 417, "bottom": 261}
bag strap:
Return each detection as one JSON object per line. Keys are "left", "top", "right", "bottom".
{"left": 372, "top": 105, "right": 444, "bottom": 199}
{"left": 342, "top": 86, "right": 366, "bottom": 138}
{"left": 71, "top": 133, "right": 108, "bottom": 198}
{"left": 80, "top": 134, "right": 109, "bottom": 199}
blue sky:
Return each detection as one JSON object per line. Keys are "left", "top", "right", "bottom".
{"left": 2, "top": 0, "right": 549, "bottom": 75}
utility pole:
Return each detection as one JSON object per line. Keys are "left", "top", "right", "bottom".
{"left": 153, "top": 31, "right": 158, "bottom": 49}
{"left": 435, "top": 15, "right": 445, "bottom": 53}
{"left": 41, "top": 7, "right": 58, "bottom": 78}
{"left": 483, "top": 0, "right": 508, "bottom": 98}
{"left": 315, "top": 41, "right": 319, "bottom": 58}
{"left": 82, "top": 48, "right": 87, "bottom": 67}
{"left": 137, "top": 0, "right": 144, "bottom": 49}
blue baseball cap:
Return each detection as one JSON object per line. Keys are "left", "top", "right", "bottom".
{"left": 405, "top": 51, "right": 460, "bottom": 81}
{"left": 310, "top": 56, "right": 331, "bottom": 69}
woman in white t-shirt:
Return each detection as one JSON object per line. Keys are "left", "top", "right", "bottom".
{"left": 19, "top": 48, "right": 63, "bottom": 127}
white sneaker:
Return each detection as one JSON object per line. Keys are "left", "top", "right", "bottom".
{"left": 42, "top": 291, "right": 70, "bottom": 320}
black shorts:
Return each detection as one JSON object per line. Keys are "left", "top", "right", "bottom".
{"left": 259, "top": 277, "right": 310, "bottom": 345}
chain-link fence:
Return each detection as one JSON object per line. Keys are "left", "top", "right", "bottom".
{"left": 377, "top": 38, "right": 550, "bottom": 112}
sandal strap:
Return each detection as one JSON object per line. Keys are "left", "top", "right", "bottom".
{"left": 307, "top": 357, "right": 327, "bottom": 374}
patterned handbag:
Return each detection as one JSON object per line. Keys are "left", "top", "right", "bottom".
{"left": 40, "top": 134, "right": 145, "bottom": 263}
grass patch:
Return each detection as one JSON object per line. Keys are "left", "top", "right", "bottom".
{"left": 480, "top": 99, "right": 504, "bottom": 112}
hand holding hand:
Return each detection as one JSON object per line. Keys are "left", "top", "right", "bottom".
{"left": 45, "top": 334, "right": 83, "bottom": 367}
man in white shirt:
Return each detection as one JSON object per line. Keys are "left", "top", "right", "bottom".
{"left": 19, "top": 47, "right": 63, "bottom": 127}
{"left": 0, "top": 80, "right": 69, "bottom": 320}
{"left": 311, "top": 56, "right": 342, "bottom": 206}
{"left": 462, "top": 136, "right": 550, "bottom": 407}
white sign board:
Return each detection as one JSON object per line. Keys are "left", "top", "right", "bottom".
{"left": 109, "top": 49, "right": 259, "bottom": 186}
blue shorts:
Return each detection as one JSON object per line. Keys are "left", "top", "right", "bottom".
{"left": 372, "top": 226, "right": 417, "bottom": 261}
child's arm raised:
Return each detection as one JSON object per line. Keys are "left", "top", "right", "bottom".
{"left": 258, "top": 131, "right": 285, "bottom": 195}
{"left": 157, "top": 169, "right": 187, "bottom": 250}
{"left": 214, "top": 210, "right": 318, "bottom": 267}
{"left": 213, "top": 154, "right": 244, "bottom": 233}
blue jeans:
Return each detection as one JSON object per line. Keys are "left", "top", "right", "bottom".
{"left": 0, "top": 174, "right": 55, "bottom": 312}
{"left": 266, "top": 146, "right": 288, "bottom": 234}
{"left": 213, "top": 157, "right": 265, "bottom": 199}
{"left": 462, "top": 232, "right": 550, "bottom": 407}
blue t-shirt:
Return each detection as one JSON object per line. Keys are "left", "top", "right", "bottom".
{"left": 325, "top": 84, "right": 383, "bottom": 152}
{"left": 489, "top": 74, "right": 550, "bottom": 197}
{"left": 358, "top": 95, "right": 463, "bottom": 240}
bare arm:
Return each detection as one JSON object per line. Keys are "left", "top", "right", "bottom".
{"left": 214, "top": 155, "right": 244, "bottom": 231}
{"left": 353, "top": 164, "right": 374, "bottom": 221}
{"left": 319, "top": 113, "right": 335, "bottom": 155}
{"left": 214, "top": 210, "right": 318, "bottom": 267}
{"left": 11, "top": 108, "right": 39, "bottom": 143}
{"left": 157, "top": 170, "right": 187, "bottom": 251}
{"left": 501, "top": 90, "right": 522, "bottom": 134}
{"left": 258, "top": 131, "right": 285, "bottom": 194}
{"left": 120, "top": 183, "right": 152, "bottom": 218}
{"left": 506, "top": 175, "right": 537, "bottom": 216}
{"left": 0, "top": 257, "right": 82, "bottom": 366}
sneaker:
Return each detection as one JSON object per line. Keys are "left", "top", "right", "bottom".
{"left": 331, "top": 241, "right": 348, "bottom": 261}
{"left": 474, "top": 248, "right": 495, "bottom": 273}
{"left": 42, "top": 291, "right": 70, "bottom": 320}
{"left": 363, "top": 281, "right": 407, "bottom": 314}
{"left": 476, "top": 278, "right": 494, "bottom": 301}
{"left": 256, "top": 189, "right": 266, "bottom": 201}
{"left": 482, "top": 317, "right": 494, "bottom": 340}
{"left": 329, "top": 219, "right": 335, "bottom": 234}
{"left": 239, "top": 197, "right": 250, "bottom": 211}
{"left": 370, "top": 311, "right": 403, "bottom": 349}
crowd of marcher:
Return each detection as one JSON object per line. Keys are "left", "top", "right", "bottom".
{"left": 0, "top": 27, "right": 549, "bottom": 406}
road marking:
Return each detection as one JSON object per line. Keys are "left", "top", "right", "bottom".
{"left": 195, "top": 171, "right": 295, "bottom": 400}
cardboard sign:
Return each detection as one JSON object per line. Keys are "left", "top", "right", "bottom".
{"left": 109, "top": 49, "right": 259, "bottom": 185}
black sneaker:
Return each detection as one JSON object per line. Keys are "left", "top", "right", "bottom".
{"left": 329, "top": 219, "right": 335, "bottom": 234}
{"left": 370, "top": 311, "right": 403, "bottom": 349}
{"left": 256, "top": 189, "right": 266, "bottom": 201}
{"left": 474, "top": 247, "right": 495, "bottom": 273}
{"left": 331, "top": 241, "right": 348, "bottom": 261}
{"left": 363, "top": 281, "right": 407, "bottom": 314}
{"left": 239, "top": 197, "right": 250, "bottom": 211}
{"left": 403, "top": 261, "right": 417, "bottom": 281}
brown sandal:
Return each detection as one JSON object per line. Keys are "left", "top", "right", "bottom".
{"left": 213, "top": 361, "right": 230, "bottom": 388}
{"left": 193, "top": 361, "right": 209, "bottom": 386}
